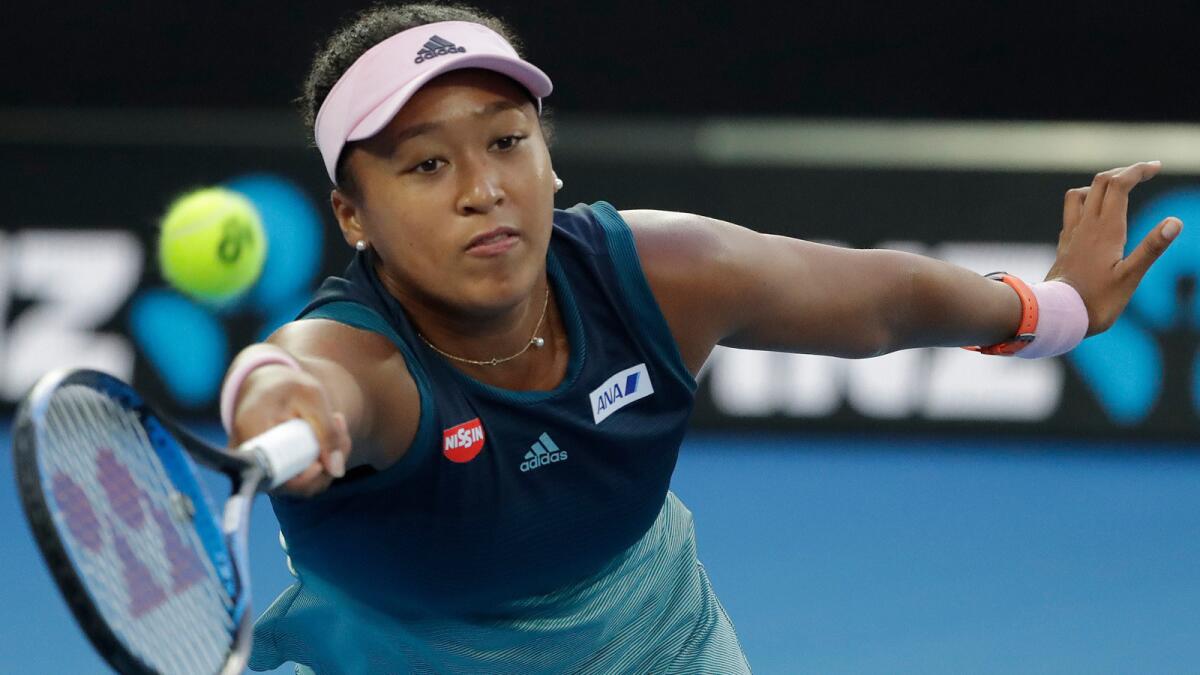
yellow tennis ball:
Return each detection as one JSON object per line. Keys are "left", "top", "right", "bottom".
{"left": 158, "top": 187, "right": 267, "bottom": 302}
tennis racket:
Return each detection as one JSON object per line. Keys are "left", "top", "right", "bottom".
{"left": 13, "top": 368, "right": 319, "bottom": 674}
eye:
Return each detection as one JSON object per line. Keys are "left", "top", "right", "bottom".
{"left": 493, "top": 135, "right": 524, "bottom": 151}
{"left": 411, "top": 158, "right": 444, "bottom": 174}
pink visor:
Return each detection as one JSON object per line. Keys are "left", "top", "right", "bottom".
{"left": 315, "top": 20, "right": 553, "bottom": 183}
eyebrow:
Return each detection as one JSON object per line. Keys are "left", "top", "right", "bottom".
{"left": 386, "top": 100, "right": 527, "bottom": 152}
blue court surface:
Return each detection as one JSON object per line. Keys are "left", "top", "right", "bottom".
{"left": 4, "top": 428, "right": 1199, "bottom": 674}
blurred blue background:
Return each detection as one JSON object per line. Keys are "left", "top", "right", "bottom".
{"left": 5, "top": 426, "right": 1200, "bottom": 674}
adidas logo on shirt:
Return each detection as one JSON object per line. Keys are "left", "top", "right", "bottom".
{"left": 414, "top": 35, "right": 467, "bottom": 64}
{"left": 520, "top": 433, "right": 568, "bottom": 473}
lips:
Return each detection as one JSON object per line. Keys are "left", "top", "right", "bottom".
{"left": 465, "top": 225, "right": 518, "bottom": 249}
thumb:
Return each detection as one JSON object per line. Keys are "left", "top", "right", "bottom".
{"left": 328, "top": 412, "right": 351, "bottom": 477}
{"left": 315, "top": 411, "right": 347, "bottom": 479}
{"left": 1121, "top": 217, "right": 1182, "bottom": 287}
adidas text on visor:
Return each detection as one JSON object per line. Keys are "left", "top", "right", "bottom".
{"left": 315, "top": 21, "right": 554, "bottom": 184}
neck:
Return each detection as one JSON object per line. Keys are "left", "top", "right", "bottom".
{"left": 374, "top": 258, "right": 552, "bottom": 367}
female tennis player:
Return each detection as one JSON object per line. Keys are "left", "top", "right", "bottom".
{"left": 225, "top": 4, "right": 1181, "bottom": 673}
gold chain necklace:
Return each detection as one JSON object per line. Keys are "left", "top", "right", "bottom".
{"left": 417, "top": 287, "right": 550, "bottom": 366}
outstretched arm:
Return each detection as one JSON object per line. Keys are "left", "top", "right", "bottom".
{"left": 626, "top": 161, "right": 1181, "bottom": 376}
{"left": 224, "top": 319, "right": 419, "bottom": 496}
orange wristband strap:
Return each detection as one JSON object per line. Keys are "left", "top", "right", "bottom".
{"left": 963, "top": 272, "right": 1039, "bottom": 356}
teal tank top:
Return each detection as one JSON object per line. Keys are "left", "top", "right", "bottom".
{"left": 250, "top": 203, "right": 749, "bottom": 673}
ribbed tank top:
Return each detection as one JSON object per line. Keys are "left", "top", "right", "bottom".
{"left": 268, "top": 202, "right": 698, "bottom": 615}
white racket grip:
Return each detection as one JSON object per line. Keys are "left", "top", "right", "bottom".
{"left": 240, "top": 419, "right": 320, "bottom": 488}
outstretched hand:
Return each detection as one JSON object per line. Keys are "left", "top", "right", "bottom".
{"left": 1045, "top": 161, "right": 1183, "bottom": 336}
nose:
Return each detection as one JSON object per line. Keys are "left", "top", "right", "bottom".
{"left": 455, "top": 155, "right": 505, "bottom": 216}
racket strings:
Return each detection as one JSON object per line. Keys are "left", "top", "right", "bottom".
{"left": 41, "top": 384, "right": 235, "bottom": 674}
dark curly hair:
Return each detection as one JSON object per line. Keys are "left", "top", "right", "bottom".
{"left": 302, "top": 3, "right": 553, "bottom": 194}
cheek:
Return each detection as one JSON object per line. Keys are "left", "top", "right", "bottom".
{"left": 533, "top": 145, "right": 554, "bottom": 186}
{"left": 361, "top": 202, "right": 446, "bottom": 265}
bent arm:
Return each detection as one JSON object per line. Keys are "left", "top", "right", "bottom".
{"left": 624, "top": 209, "right": 1021, "bottom": 372}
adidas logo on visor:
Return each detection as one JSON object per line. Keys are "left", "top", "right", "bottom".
{"left": 414, "top": 35, "right": 467, "bottom": 64}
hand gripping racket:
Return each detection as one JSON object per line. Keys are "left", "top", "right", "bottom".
{"left": 13, "top": 368, "right": 319, "bottom": 674}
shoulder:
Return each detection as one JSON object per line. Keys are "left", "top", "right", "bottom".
{"left": 617, "top": 209, "right": 751, "bottom": 373}
{"left": 268, "top": 317, "right": 399, "bottom": 367}
{"left": 547, "top": 202, "right": 619, "bottom": 256}
{"left": 553, "top": 204, "right": 738, "bottom": 271}
{"left": 618, "top": 209, "right": 736, "bottom": 272}
{"left": 267, "top": 319, "right": 412, "bottom": 410}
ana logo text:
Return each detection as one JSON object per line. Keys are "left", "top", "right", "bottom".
{"left": 590, "top": 363, "right": 654, "bottom": 424}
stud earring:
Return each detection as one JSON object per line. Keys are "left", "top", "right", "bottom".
{"left": 554, "top": 176, "right": 564, "bottom": 191}
{"left": 355, "top": 240, "right": 367, "bottom": 251}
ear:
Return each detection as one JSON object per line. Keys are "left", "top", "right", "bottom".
{"left": 330, "top": 188, "right": 366, "bottom": 249}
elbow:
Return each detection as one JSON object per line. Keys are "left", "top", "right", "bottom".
{"left": 845, "top": 327, "right": 897, "bottom": 359}
{"left": 869, "top": 252, "right": 923, "bottom": 356}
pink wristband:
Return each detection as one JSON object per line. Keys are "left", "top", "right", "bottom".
{"left": 220, "top": 349, "right": 302, "bottom": 434}
{"left": 1014, "top": 280, "right": 1089, "bottom": 359}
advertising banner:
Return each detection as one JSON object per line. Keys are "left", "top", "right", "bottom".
{"left": 3, "top": 115, "right": 1197, "bottom": 439}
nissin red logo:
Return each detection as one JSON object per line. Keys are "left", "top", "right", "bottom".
{"left": 442, "top": 418, "right": 485, "bottom": 463}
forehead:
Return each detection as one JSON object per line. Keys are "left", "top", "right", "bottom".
{"left": 386, "top": 68, "right": 536, "bottom": 130}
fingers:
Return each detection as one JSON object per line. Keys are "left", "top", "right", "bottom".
{"left": 272, "top": 372, "right": 348, "bottom": 481}
{"left": 1100, "top": 161, "right": 1163, "bottom": 228}
{"left": 1082, "top": 161, "right": 1161, "bottom": 222}
{"left": 1061, "top": 187, "right": 1088, "bottom": 240}
{"left": 1081, "top": 167, "right": 1121, "bottom": 220}
{"left": 232, "top": 364, "right": 350, "bottom": 494}
{"left": 280, "top": 461, "right": 334, "bottom": 497}
{"left": 274, "top": 408, "right": 346, "bottom": 496}
{"left": 1119, "top": 216, "right": 1182, "bottom": 289}
{"left": 308, "top": 406, "right": 347, "bottom": 479}
{"left": 329, "top": 412, "right": 351, "bottom": 477}
{"left": 1053, "top": 164, "right": 1176, "bottom": 338}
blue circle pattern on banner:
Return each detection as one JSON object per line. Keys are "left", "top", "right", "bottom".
{"left": 128, "top": 173, "right": 325, "bottom": 409}
{"left": 128, "top": 290, "right": 230, "bottom": 406}
{"left": 1124, "top": 189, "right": 1200, "bottom": 329}
{"left": 227, "top": 174, "right": 324, "bottom": 309}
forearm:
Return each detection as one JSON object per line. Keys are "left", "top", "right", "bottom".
{"left": 258, "top": 337, "right": 370, "bottom": 437}
{"left": 720, "top": 242, "right": 1024, "bottom": 358}
{"left": 225, "top": 342, "right": 366, "bottom": 433}
{"left": 629, "top": 210, "right": 1028, "bottom": 361}
{"left": 882, "top": 252, "right": 1023, "bottom": 353}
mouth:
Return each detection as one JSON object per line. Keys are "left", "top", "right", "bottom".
{"left": 465, "top": 227, "right": 521, "bottom": 256}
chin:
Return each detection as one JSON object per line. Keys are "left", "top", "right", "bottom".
{"left": 456, "top": 271, "right": 539, "bottom": 315}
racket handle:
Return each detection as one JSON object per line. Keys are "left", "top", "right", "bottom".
{"left": 239, "top": 419, "right": 321, "bottom": 488}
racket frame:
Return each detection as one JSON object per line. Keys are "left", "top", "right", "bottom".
{"left": 14, "top": 368, "right": 271, "bottom": 675}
